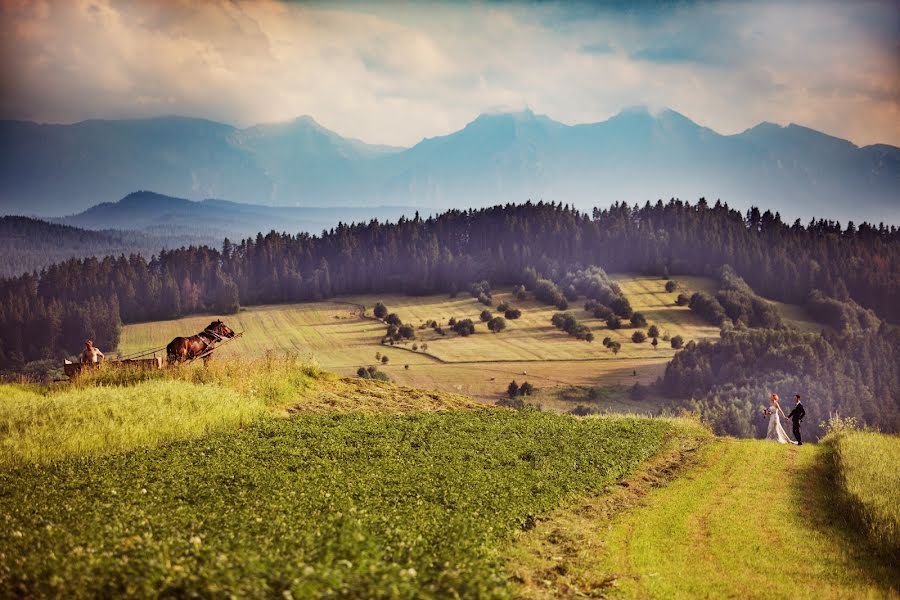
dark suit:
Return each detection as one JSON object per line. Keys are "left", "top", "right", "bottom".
{"left": 787, "top": 402, "right": 805, "bottom": 445}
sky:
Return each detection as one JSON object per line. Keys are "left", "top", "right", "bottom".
{"left": 1, "top": 0, "right": 899, "bottom": 148}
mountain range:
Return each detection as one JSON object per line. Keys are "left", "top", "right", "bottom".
{"left": 1, "top": 107, "right": 898, "bottom": 223}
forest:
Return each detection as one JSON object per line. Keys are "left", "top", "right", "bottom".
{"left": 1, "top": 199, "right": 897, "bottom": 436}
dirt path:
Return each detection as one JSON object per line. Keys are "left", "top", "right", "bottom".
{"left": 511, "top": 438, "right": 899, "bottom": 599}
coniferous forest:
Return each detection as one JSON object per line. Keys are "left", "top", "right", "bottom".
{"left": 2, "top": 199, "right": 898, "bottom": 438}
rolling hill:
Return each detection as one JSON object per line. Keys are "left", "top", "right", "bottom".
{"left": 2, "top": 108, "right": 897, "bottom": 223}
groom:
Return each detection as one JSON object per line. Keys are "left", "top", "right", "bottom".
{"left": 787, "top": 394, "right": 806, "bottom": 445}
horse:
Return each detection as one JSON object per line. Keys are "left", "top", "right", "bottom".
{"left": 166, "top": 320, "right": 236, "bottom": 366}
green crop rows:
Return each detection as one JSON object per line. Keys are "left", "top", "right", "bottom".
{"left": 1, "top": 410, "right": 673, "bottom": 598}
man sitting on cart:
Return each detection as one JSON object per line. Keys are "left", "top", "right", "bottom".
{"left": 80, "top": 340, "right": 105, "bottom": 366}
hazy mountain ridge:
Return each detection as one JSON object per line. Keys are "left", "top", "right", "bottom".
{"left": 1, "top": 108, "right": 897, "bottom": 223}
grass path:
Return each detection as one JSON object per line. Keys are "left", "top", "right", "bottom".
{"left": 512, "top": 438, "right": 899, "bottom": 598}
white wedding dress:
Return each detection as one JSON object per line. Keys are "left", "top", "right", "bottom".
{"left": 766, "top": 409, "right": 797, "bottom": 444}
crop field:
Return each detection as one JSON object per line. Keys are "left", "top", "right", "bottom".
{"left": 118, "top": 275, "right": 731, "bottom": 406}
{"left": 0, "top": 406, "right": 679, "bottom": 597}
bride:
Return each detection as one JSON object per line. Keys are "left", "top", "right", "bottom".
{"left": 764, "top": 393, "right": 797, "bottom": 444}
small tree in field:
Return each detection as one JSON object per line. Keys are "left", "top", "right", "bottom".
{"left": 508, "top": 380, "right": 520, "bottom": 398}
{"left": 381, "top": 355, "right": 389, "bottom": 364}
{"left": 665, "top": 281, "right": 677, "bottom": 293}
{"left": 610, "top": 341, "right": 622, "bottom": 355}
{"left": 632, "top": 331, "right": 647, "bottom": 343}
{"left": 488, "top": 316, "right": 507, "bottom": 333}
{"left": 375, "top": 351, "right": 381, "bottom": 361}
{"left": 480, "top": 310, "right": 492, "bottom": 322}
{"left": 675, "top": 294, "right": 689, "bottom": 306}
{"left": 651, "top": 337, "right": 659, "bottom": 348}
{"left": 374, "top": 302, "right": 388, "bottom": 320}
{"left": 648, "top": 324, "right": 660, "bottom": 339}
{"left": 671, "top": 335, "right": 685, "bottom": 349}
{"left": 519, "top": 381, "right": 534, "bottom": 396}
{"left": 607, "top": 316, "right": 622, "bottom": 330}
{"left": 631, "top": 312, "right": 647, "bottom": 328}
{"left": 602, "top": 336, "right": 612, "bottom": 347}
{"left": 505, "top": 308, "right": 522, "bottom": 320}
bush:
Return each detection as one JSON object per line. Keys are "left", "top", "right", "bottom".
{"left": 385, "top": 313, "right": 402, "bottom": 326}
{"left": 478, "top": 293, "right": 493, "bottom": 307}
{"left": 676, "top": 294, "right": 690, "bottom": 306}
{"left": 497, "top": 301, "right": 510, "bottom": 313}
{"left": 606, "top": 316, "right": 622, "bottom": 330}
{"left": 373, "top": 302, "right": 388, "bottom": 320}
{"left": 505, "top": 308, "right": 522, "bottom": 320}
{"left": 602, "top": 337, "right": 612, "bottom": 347}
{"left": 487, "top": 317, "right": 507, "bottom": 333}
{"left": 631, "top": 312, "right": 647, "bottom": 328}
{"left": 452, "top": 319, "right": 476, "bottom": 337}
{"left": 665, "top": 281, "right": 677, "bottom": 293}
{"left": 609, "top": 341, "right": 622, "bottom": 355}
{"left": 480, "top": 310, "right": 493, "bottom": 322}
{"left": 648, "top": 325, "right": 660, "bottom": 338}
{"left": 519, "top": 381, "right": 534, "bottom": 396}
{"left": 507, "top": 380, "right": 519, "bottom": 398}
{"left": 381, "top": 355, "right": 389, "bottom": 364}
{"left": 398, "top": 324, "right": 416, "bottom": 339}
{"left": 671, "top": 335, "right": 684, "bottom": 349}
{"left": 632, "top": 331, "right": 647, "bottom": 343}
{"left": 358, "top": 365, "right": 390, "bottom": 381}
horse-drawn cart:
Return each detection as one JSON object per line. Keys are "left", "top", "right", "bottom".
{"left": 63, "top": 320, "right": 242, "bottom": 379}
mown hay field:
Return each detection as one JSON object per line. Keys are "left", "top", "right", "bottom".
{"left": 117, "top": 276, "right": 721, "bottom": 400}
{"left": 116, "top": 275, "right": 815, "bottom": 405}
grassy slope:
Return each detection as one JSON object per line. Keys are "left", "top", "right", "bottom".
{"left": 0, "top": 410, "right": 683, "bottom": 598}
{"left": 512, "top": 437, "right": 900, "bottom": 599}
{"left": 0, "top": 358, "right": 475, "bottom": 468}
{"left": 827, "top": 432, "right": 900, "bottom": 557}
{"left": 116, "top": 276, "right": 724, "bottom": 404}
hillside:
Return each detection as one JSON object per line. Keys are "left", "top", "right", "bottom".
{"left": 1, "top": 360, "right": 896, "bottom": 597}
{"left": 114, "top": 275, "right": 819, "bottom": 408}
{"left": 2, "top": 108, "right": 898, "bottom": 223}
{"left": 0, "top": 358, "right": 684, "bottom": 597}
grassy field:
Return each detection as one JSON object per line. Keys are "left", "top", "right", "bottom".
{"left": 117, "top": 275, "right": 728, "bottom": 406}
{"left": 0, "top": 405, "right": 680, "bottom": 597}
{"left": 510, "top": 437, "right": 900, "bottom": 598}
{"left": 0, "top": 357, "right": 475, "bottom": 468}
{"left": 826, "top": 431, "right": 900, "bottom": 557}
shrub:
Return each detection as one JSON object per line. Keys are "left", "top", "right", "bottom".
{"left": 385, "top": 313, "right": 402, "bottom": 326}
{"left": 671, "top": 335, "right": 684, "bottom": 349}
{"left": 505, "top": 308, "right": 522, "bottom": 320}
{"left": 497, "top": 301, "right": 510, "bottom": 313}
{"left": 478, "top": 293, "right": 493, "bottom": 307}
{"left": 373, "top": 302, "right": 388, "bottom": 320}
{"left": 519, "top": 381, "right": 534, "bottom": 396}
{"left": 480, "top": 310, "right": 493, "bottom": 322}
{"left": 398, "top": 324, "right": 416, "bottom": 339}
{"left": 609, "top": 341, "right": 622, "bottom": 355}
{"left": 631, "top": 312, "right": 647, "bottom": 328}
{"left": 607, "top": 316, "right": 622, "bottom": 330}
{"left": 602, "top": 336, "right": 612, "bottom": 347}
{"left": 676, "top": 294, "right": 690, "bottom": 306}
{"left": 452, "top": 319, "right": 476, "bottom": 337}
{"left": 487, "top": 317, "right": 507, "bottom": 333}
{"left": 632, "top": 331, "right": 647, "bottom": 343}
{"left": 507, "top": 380, "right": 519, "bottom": 398}
{"left": 381, "top": 355, "right": 389, "bottom": 364}
{"left": 665, "top": 281, "right": 677, "bottom": 293}
{"left": 648, "top": 325, "right": 660, "bottom": 338}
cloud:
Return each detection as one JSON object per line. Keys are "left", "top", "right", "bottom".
{"left": 0, "top": 0, "right": 898, "bottom": 147}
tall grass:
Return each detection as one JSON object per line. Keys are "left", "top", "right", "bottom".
{"left": 826, "top": 430, "right": 900, "bottom": 558}
{"left": 0, "top": 354, "right": 323, "bottom": 468}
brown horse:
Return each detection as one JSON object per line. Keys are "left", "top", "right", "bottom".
{"left": 166, "top": 320, "right": 236, "bottom": 365}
